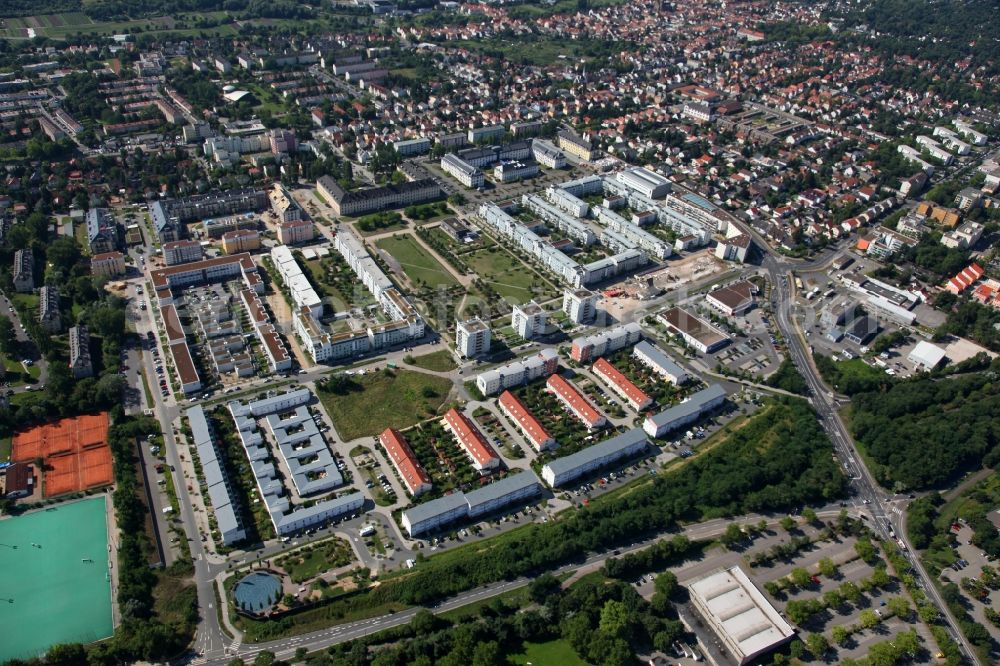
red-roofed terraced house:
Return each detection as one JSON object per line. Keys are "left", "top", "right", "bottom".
{"left": 379, "top": 428, "right": 432, "bottom": 496}
{"left": 546, "top": 374, "right": 607, "bottom": 430}
{"left": 442, "top": 408, "right": 500, "bottom": 472}
{"left": 591, "top": 358, "right": 652, "bottom": 411}
{"left": 498, "top": 391, "right": 555, "bottom": 452}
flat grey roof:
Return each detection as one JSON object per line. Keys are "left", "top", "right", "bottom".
{"left": 647, "top": 384, "right": 726, "bottom": 428}
{"left": 274, "top": 492, "right": 365, "bottom": 531}
{"left": 402, "top": 492, "right": 469, "bottom": 527}
{"left": 465, "top": 472, "right": 541, "bottom": 511}
{"left": 544, "top": 427, "right": 648, "bottom": 477}
{"left": 634, "top": 340, "right": 685, "bottom": 377}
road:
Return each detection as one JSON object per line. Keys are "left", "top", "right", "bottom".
{"left": 196, "top": 508, "right": 852, "bottom": 665}
{"left": 761, "top": 251, "right": 981, "bottom": 665}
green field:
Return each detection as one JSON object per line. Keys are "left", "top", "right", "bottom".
{"left": 464, "top": 246, "right": 545, "bottom": 303}
{"left": 0, "top": 435, "right": 11, "bottom": 462}
{"left": 407, "top": 349, "right": 457, "bottom": 372}
{"left": 375, "top": 235, "right": 458, "bottom": 288}
{"left": 508, "top": 639, "right": 593, "bottom": 666}
{"left": 276, "top": 538, "right": 355, "bottom": 583}
{"left": 317, "top": 368, "right": 453, "bottom": 440}
{"left": 0, "top": 497, "right": 113, "bottom": 662}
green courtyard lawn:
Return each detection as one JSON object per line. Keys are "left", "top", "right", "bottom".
{"left": 464, "top": 246, "right": 551, "bottom": 303}
{"left": 407, "top": 349, "right": 457, "bottom": 372}
{"left": 317, "top": 368, "right": 453, "bottom": 440}
{"left": 508, "top": 639, "right": 593, "bottom": 666}
{"left": 275, "top": 538, "right": 355, "bottom": 583}
{"left": 375, "top": 235, "right": 459, "bottom": 289}
{"left": 0, "top": 435, "right": 11, "bottom": 462}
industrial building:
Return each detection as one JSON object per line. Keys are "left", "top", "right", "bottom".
{"left": 379, "top": 428, "right": 432, "bottom": 497}
{"left": 402, "top": 471, "right": 542, "bottom": 537}
{"left": 633, "top": 340, "right": 688, "bottom": 385}
{"left": 706, "top": 281, "right": 758, "bottom": 317}
{"left": 615, "top": 167, "right": 670, "bottom": 199}
{"left": 688, "top": 567, "right": 795, "bottom": 665}
{"left": 908, "top": 341, "right": 947, "bottom": 370}
{"left": 475, "top": 348, "right": 559, "bottom": 396}
{"left": 643, "top": 384, "right": 726, "bottom": 438}
{"left": 657, "top": 307, "right": 730, "bottom": 354}
{"left": 541, "top": 428, "right": 649, "bottom": 487}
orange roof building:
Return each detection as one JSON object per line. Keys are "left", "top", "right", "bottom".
{"left": 592, "top": 358, "right": 653, "bottom": 411}
{"left": 498, "top": 391, "right": 555, "bottom": 452}
{"left": 442, "top": 408, "right": 500, "bottom": 472}
{"left": 945, "top": 262, "right": 984, "bottom": 294}
{"left": 379, "top": 428, "right": 432, "bottom": 496}
{"left": 546, "top": 374, "right": 607, "bottom": 430}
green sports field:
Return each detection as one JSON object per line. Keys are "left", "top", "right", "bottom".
{"left": 0, "top": 497, "right": 113, "bottom": 661}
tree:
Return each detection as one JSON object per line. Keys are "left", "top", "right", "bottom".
{"left": 721, "top": 523, "right": 744, "bottom": 548}
{"left": 817, "top": 557, "right": 837, "bottom": 578}
{"left": 653, "top": 571, "right": 678, "bottom": 598}
{"left": 859, "top": 609, "right": 880, "bottom": 630}
{"left": 471, "top": 641, "right": 500, "bottom": 666}
{"left": 854, "top": 539, "right": 878, "bottom": 564}
{"left": 870, "top": 566, "right": 891, "bottom": 589}
{"left": 253, "top": 652, "right": 276, "bottom": 666}
{"left": 598, "top": 599, "right": 631, "bottom": 640}
{"left": 790, "top": 567, "right": 812, "bottom": 588}
{"left": 823, "top": 590, "right": 844, "bottom": 609}
{"left": 832, "top": 624, "right": 850, "bottom": 646}
{"left": 802, "top": 508, "right": 818, "bottom": 524}
{"left": 528, "top": 574, "right": 562, "bottom": 605}
{"left": 780, "top": 516, "right": 796, "bottom": 532}
{"left": 887, "top": 596, "right": 910, "bottom": 620}
{"left": 0, "top": 317, "right": 16, "bottom": 355}
{"left": 840, "top": 581, "right": 861, "bottom": 604}
{"left": 806, "top": 633, "right": 829, "bottom": 658}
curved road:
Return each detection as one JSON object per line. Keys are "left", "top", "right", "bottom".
{"left": 762, "top": 252, "right": 980, "bottom": 665}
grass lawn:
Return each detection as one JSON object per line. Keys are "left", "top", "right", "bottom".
{"left": 375, "top": 235, "right": 458, "bottom": 288}
{"left": 318, "top": 368, "right": 453, "bottom": 440}
{"left": 276, "top": 538, "right": 355, "bottom": 583}
{"left": 407, "top": 350, "right": 457, "bottom": 372}
{"left": 0, "top": 435, "right": 11, "bottom": 462}
{"left": 465, "top": 246, "right": 547, "bottom": 303}
{"left": 508, "top": 639, "right": 592, "bottom": 666}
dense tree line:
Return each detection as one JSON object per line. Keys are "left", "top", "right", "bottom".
{"left": 850, "top": 363, "right": 1000, "bottom": 490}
{"left": 242, "top": 398, "right": 846, "bottom": 640}
{"left": 765, "top": 358, "right": 809, "bottom": 395}
{"left": 289, "top": 572, "right": 688, "bottom": 666}
{"left": 934, "top": 292, "right": 1000, "bottom": 352}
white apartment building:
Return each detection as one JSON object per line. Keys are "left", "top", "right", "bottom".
{"left": 494, "top": 161, "right": 539, "bottom": 183}
{"left": 512, "top": 301, "right": 547, "bottom": 339}
{"left": 475, "top": 348, "right": 559, "bottom": 396}
{"left": 456, "top": 317, "right": 491, "bottom": 358}
{"left": 532, "top": 139, "right": 567, "bottom": 168}
{"left": 441, "top": 153, "right": 484, "bottom": 189}
{"left": 562, "top": 287, "right": 599, "bottom": 324}
{"left": 163, "top": 240, "right": 204, "bottom": 266}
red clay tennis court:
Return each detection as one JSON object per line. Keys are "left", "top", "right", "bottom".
{"left": 12, "top": 413, "right": 113, "bottom": 497}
